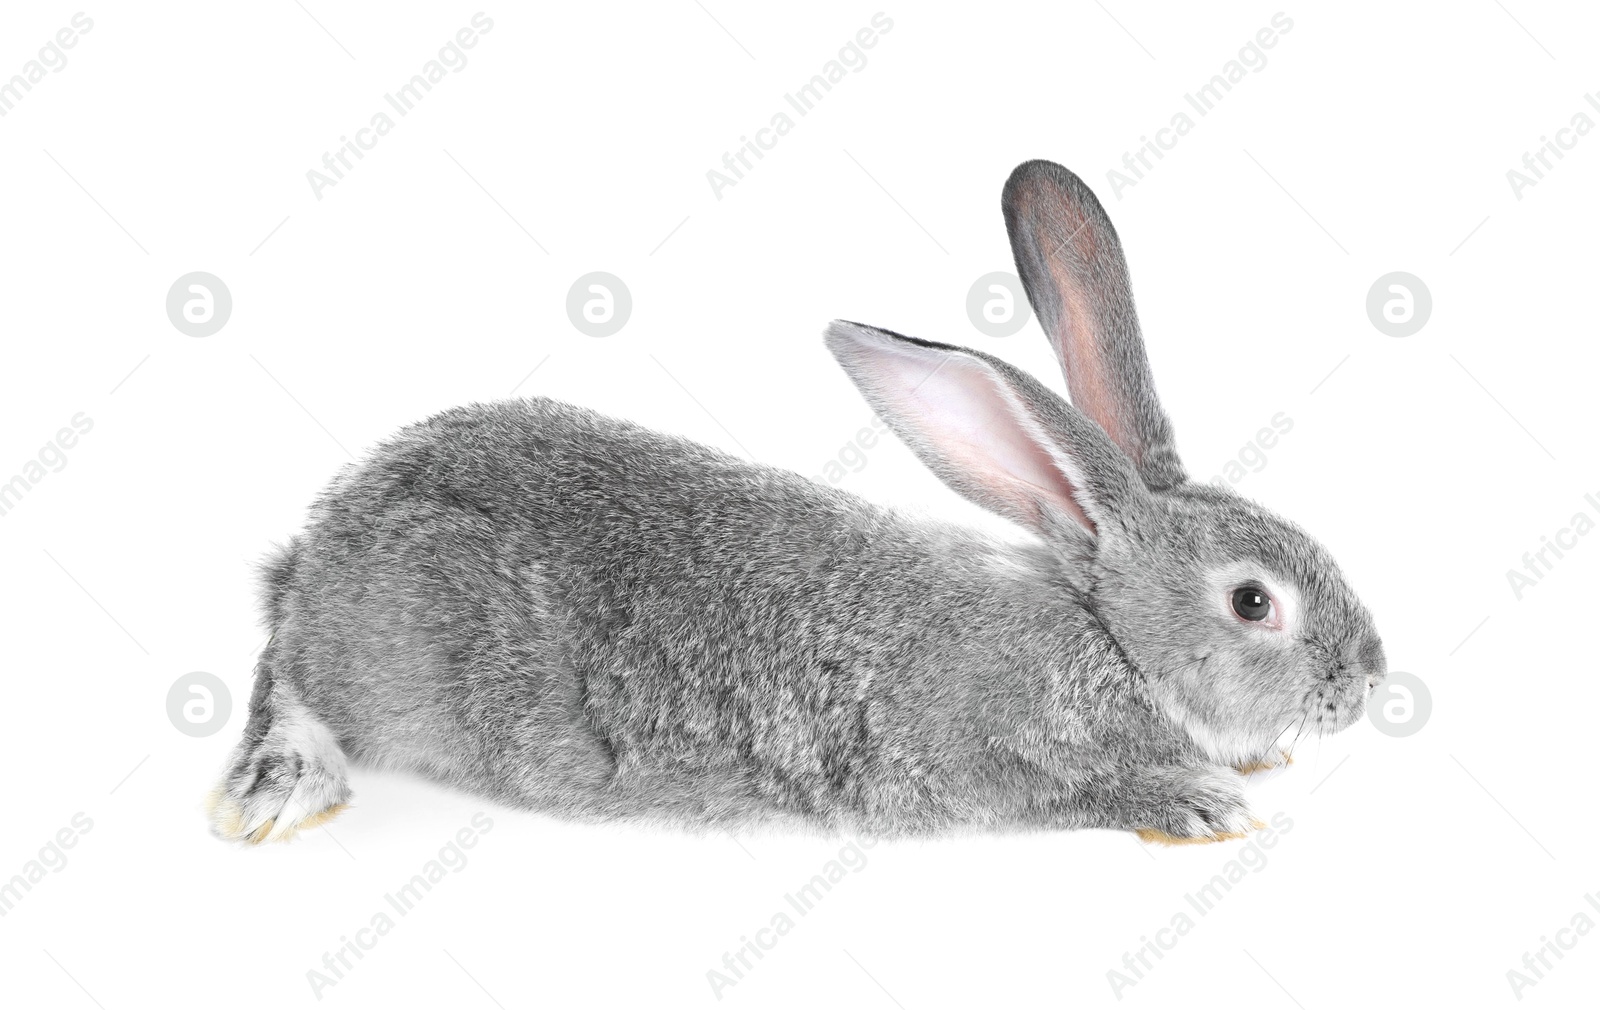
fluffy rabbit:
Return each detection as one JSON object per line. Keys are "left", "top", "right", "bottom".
{"left": 210, "top": 160, "right": 1384, "bottom": 846}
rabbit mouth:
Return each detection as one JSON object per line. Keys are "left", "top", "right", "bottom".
{"left": 1152, "top": 655, "right": 1365, "bottom": 764}
{"left": 1266, "top": 678, "right": 1363, "bottom": 758}
{"left": 1302, "top": 677, "right": 1368, "bottom": 738}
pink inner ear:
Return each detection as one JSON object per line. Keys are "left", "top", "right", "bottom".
{"left": 885, "top": 348, "right": 1097, "bottom": 533}
{"left": 1051, "top": 263, "right": 1136, "bottom": 466}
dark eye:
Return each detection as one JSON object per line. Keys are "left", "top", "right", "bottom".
{"left": 1231, "top": 585, "right": 1272, "bottom": 622}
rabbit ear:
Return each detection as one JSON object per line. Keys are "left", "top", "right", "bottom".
{"left": 1002, "top": 160, "right": 1187, "bottom": 490}
{"left": 824, "top": 320, "right": 1143, "bottom": 541}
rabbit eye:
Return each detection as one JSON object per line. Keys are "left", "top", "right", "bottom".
{"left": 1231, "top": 585, "right": 1272, "bottom": 622}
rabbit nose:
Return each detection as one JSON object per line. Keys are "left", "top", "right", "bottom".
{"left": 1359, "top": 638, "right": 1387, "bottom": 692}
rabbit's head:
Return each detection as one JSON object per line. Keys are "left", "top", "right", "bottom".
{"left": 825, "top": 160, "right": 1384, "bottom": 765}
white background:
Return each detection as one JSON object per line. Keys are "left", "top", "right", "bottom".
{"left": 2, "top": 2, "right": 1597, "bottom": 1007}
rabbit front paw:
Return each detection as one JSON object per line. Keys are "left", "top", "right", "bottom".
{"left": 1234, "top": 750, "right": 1293, "bottom": 776}
{"left": 1135, "top": 768, "right": 1261, "bottom": 846}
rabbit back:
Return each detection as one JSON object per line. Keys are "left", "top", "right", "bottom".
{"left": 261, "top": 397, "right": 1094, "bottom": 831}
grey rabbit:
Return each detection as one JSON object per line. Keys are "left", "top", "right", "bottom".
{"left": 210, "top": 160, "right": 1385, "bottom": 847}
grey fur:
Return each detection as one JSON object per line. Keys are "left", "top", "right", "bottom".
{"left": 212, "top": 161, "right": 1384, "bottom": 843}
